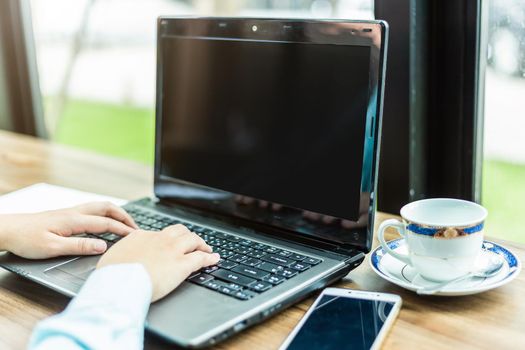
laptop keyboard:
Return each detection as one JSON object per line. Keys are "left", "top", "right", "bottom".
{"left": 86, "top": 206, "right": 323, "bottom": 301}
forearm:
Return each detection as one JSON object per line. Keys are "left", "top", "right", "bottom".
{"left": 29, "top": 263, "right": 152, "bottom": 350}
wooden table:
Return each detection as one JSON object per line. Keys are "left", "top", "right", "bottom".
{"left": 0, "top": 130, "right": 524, "bottom": 350}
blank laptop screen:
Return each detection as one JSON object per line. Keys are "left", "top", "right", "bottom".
{"left": 159, "top": 37, "right": 371, "bottom": 222}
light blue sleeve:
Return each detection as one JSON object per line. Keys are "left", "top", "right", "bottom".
{"left": 28, "top": 263, "right": 152, "bottom": 350}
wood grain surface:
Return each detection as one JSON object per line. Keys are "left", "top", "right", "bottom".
{"left": 0, "top": 130, "right": 523, "bottom": 350}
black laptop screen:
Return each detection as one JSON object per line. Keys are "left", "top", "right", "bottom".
{"left": 159, "top": 37, "right": 370, "bottom": 221}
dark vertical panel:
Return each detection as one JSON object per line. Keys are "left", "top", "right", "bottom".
{"left": 374, "top": 0, "right": 482, "bottom": 210}
{"left": 475, "top": 0, "right": 488, "bottom": 203}
{"left": 409, "top": 0, "right": 429, "bottom": 201}
{"left": 0, "top": 0, "right": 45, "bottom": 136}
{"left": 374, "top": 0, "right": 411, "bottom": 213}
{"left": 426, "top": 0, "right": 481, "bottom": 200}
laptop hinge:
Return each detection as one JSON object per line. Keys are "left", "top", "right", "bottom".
{"left": 133, "top": 197, "right": 365, "bottom": 260}
{"left": 332, "top": 246, "right": 362, "bottom": 258}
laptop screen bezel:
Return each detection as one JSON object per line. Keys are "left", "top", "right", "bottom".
{"left": 154, "top": 17, "right": 388, "bottom": 254}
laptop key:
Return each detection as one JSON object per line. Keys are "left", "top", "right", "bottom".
{"left": 230, "top": 254, "right": 248, "bottom": 263}
{"left": 211, "top": 269, "right": 256, "bottom": 287}
{"left": 202, "top": 266, "right": 219, "bottom": 274}
{"left": 203, "top": 280, "right": 221, "bottom": 291}
{"left": 250, "top": 281, "right": 273, "bottom": 292}
{"left": 217, "top": 260, "right": 238, "bottom": 270}
{"left": 192, "top": 226, "right": 205, "bottom": 233}
{"left": 210, "top": 240, "right": 223, "bottom": 247}
{"left": 262, "top": 274, "right": 285, "bottom": 285}
{"left": 151, "top": 222, "right": 165, "bottom": 230}
{"left": 142, "top": 219, "right": 155, "bottom": 225}
{"left": 277, "top": 250, "right": 293, "bottom": 257}
{"left": 189, "top": 273, "right": 214, "bottom": 285}
{"left": 275, "top": 268, "right": 298, "bottom": 278}
{"left": 304, "top": 257, "right": 322, "bottom": 265}
{"left": 247, "top": 250, "right": 266, "bottom": 259}
{"left": 218, "top": 250, "right": 234, "bottom": 259}
{"left": 233, "top": 289, "right": 258, "bottom": 301}
{"left": 289, "top": 262, "right": 311, "bottom": 272}
{"left": 289, "top": 253, "right": 306, "bottom": 261}
{"left": 234, "top": 247, "right": 253, "bottom": 255}
{"left": 241, "top": 258, "right": 262, "bottom": 267}
{"left": 100, "top": 233, "right": 121, "bottom": 241}
{"left": 203, "top": 279, "right": 235, "bottom": 295}
{"left": 239, "top": 239, "right": 254, "bottom": 247}
{"left": 224, "top": 282, "right": 243, "bottom": 291}
{"left": 254, "top": 243, "right": 269, "bottom": 250}
{"left": 224, "top": 242, "right": 240, "bottom": 249}
{"left": 232, "top": 265, "right": 269, "bottom": 280}
{"left": 216, "top": 283, "right": 237, "bottom": 296}
{"left": 214, "top": 231, "right": 228, "bottom": 239}
{"left": 257, "top": 262, "right": 284, "bottom": 274}
{"left": 261, "top": 255, "right": 294, "bottom": 266}
{"left": 211, "top": 279, "right": 243, "bottom": 292}
{"left": 225, "top": 235, "right": 241, "bottom": 242}
{"left": 264, "top": 247, "right": 281, "bottom": 254}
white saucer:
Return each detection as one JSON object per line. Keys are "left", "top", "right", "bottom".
{"left": 369, "top": 238, "right": 522, "bottom": 296}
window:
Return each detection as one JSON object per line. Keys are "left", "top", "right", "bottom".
{"left": 30, "top": 0, "right": 373, "bottom": 164}
{"left": 31, "top": 0, "right": 520, "bottom": 245}
{"left": 483, "top": 0, "right": 525, "bottom": 243}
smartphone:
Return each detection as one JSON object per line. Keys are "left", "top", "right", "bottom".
{"left": 279, "top": 288, "right": 402, "bottom": 350}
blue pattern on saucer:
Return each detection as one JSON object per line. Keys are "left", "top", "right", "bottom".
{"left": 370, "top": 238, "right": 521, "bottom": 295}
{"left": 371, "top": 239, "right": 517, "bottom": 273}
{"left": 371, "top": 239, "right": 402, "bottom": 268}
{"left": 370, "top": 239, "right": 403, "bottom": 277}
{"left": 482, "top": 241, "right": 518, "bottom": 269}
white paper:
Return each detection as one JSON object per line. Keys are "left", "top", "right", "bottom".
{"left": 0, "top": 183, "right": 126, "bottom": 214}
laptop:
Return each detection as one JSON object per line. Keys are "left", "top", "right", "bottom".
{"left": 0, "top": 17, "right": 388, "bottom": 348}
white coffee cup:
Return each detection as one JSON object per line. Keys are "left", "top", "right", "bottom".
{"left": 377, "top": 198, "right": 488, "bottom": 282}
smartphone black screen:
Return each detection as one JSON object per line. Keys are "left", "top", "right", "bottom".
{"left": 284, "top": 295, "right": 396, "bottom": 350}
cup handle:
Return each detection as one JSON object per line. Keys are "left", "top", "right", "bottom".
{"left": 377, "top": 219, "right": 412, "bottom": 266}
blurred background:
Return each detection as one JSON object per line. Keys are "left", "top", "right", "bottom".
{"left": 26, "top": 0, "right": 525, "bottom": 242}
{"left": 30, "top": 0, "right": 374, "bottom": 164}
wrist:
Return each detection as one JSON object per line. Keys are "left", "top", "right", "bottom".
{"left": 71, "top": 263, "right": 153, "bottom": 318}
{"left": 0, "top": 214, "right": 22, "bottom": 253}
{"left": 0, "top": 214, "right": 12, "bottom": 251}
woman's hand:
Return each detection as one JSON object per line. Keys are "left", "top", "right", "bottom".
{"left": 0, "top": 202, "right": 138, "bottom": 259}
{"left": 97, "top": 225, "right": 220, "bottom": 301}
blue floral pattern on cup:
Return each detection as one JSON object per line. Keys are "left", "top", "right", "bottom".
{"left": 406, "top": 222, "right": 484, "bottom": 238}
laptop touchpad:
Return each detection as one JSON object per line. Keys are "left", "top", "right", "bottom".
{"left": 45, "top": 256, "right": 99, "bottom": 286}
